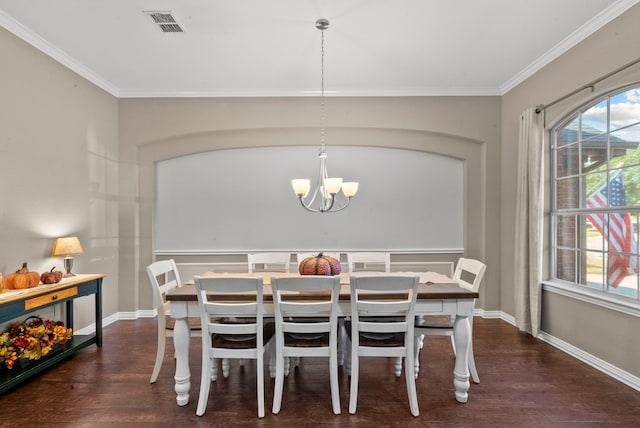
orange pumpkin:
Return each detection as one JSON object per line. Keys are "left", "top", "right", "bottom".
{"left": 40, "top": 266, "right": 63, "bottom": 284}
{"left": 299, "top": 253, "right": 342, "bottom": 276}
{"left": 5, "top": 262, "right": 40, "bottom": 289}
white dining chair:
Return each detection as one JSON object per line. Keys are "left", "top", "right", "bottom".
{"left": 346, "top": 252, "right": 391, "bottom": 273}
{"left": 298, "top": 253, "right": 344, "bottom": 359}
{"left": 146, "top": 259, "right": 201, "bottom": 383}
{"left": 271, "top": 275, "right": 341, "bottom": 415}
{"left": 246, "top": 252, "right": 291, "bottom": 375}
{"left": 346, "top": 252, "right": 408, "bottom": 375}
{"left": 194, "top": 275, "right": 274, "bottom": 418}
{"left": 247, "top": 252, "right": 291, "bottom": 273}
{"left": 413, "top": 257, "right": 486, "bottom": 383}
{"left": 346, "top": 273, "right": 420, "bottom": 416}
{"left": 295, "top": 252, "right": 345, "bottom": 368}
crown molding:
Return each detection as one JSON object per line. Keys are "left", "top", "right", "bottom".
{"left": 117, "top": 87, "right": 501, "bottom": 98}
{"left": 500, "top": 0, "right": 640, "bottom": 95}
{"left": 0, "top": 10, "right": 120, "bottom": 97}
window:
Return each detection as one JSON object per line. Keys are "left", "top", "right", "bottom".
{"left": 551, "top": 84, "right": 640, "bottom": 302}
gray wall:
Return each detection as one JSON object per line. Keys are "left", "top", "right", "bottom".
{"left": 118, "top": 96, "right": 501, "bottom": 316}
{"left": 0, "top": 27, "right": 119, "bottom": 328}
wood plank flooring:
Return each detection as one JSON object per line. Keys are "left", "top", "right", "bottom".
{"left": 1, "top": 318, "right": 639, "bottom": 427}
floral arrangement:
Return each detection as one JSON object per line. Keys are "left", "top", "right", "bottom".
{"left": 0, "top": 317, "right": 73, "bottom": 370}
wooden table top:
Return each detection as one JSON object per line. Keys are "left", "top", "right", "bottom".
{"left": 0, "top": 274, "right": 105, "bottom": 305}
{"left": 167, "top": 272, "right": 478, "bottom": 302}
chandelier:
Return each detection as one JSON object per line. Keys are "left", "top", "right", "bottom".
{"left": 291, "top": 18, "right": 359, "bottom": 213}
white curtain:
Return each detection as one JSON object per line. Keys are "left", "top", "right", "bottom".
{"left": 514, "top": 108, "right": 544, "bottom": 337}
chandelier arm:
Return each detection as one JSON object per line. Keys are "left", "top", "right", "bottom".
{"left": 328, "top": 196, "right": 352, "bottom": 213}
{"left": 299, "top": 194, "right": 354, "bottom": 213}
{"left": 305, "top": 183, "right": 321, "bottom": 207}
{"left": 298, "top": 195, "right": 321, "bottom": 213}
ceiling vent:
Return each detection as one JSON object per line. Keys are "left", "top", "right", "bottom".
{"left": 145, "top": 11, "right": 184, "bottom": 33}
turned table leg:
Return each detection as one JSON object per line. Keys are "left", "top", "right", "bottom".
{"left": 172, "top": 302, "right": 191, "bottom": 406}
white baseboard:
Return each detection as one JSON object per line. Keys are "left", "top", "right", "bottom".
{"left": 538, "top": 330, "right": 640, "bottom": 392}
{"left": 74, "top": 312, "right": 120, "bottom": 335}
{"left": 473, "top": 309, "right": 640, "bottom": 392}
{"left": 74, "top": 310, "right": 155, "bottom": 335}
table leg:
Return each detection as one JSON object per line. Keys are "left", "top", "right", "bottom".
{"left": 172, "top": 308, "right": 191, "bottom": 406}
{"left": 95, "top": 279, "right": 103, "bottom": 347}
{"left": 452, "top": 314, "right": 471, "bottom": 403}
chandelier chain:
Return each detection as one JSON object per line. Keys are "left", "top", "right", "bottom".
{"left": 320, "top": 27, "right": 325, "bottom": 146}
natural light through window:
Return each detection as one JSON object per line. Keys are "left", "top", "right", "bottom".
{"left": 552, "top": 84, "right": 640, "bottom": 303}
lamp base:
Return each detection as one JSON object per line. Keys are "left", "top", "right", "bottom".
{"left": 63, "top": 256, "right": 76, "bottom": 277}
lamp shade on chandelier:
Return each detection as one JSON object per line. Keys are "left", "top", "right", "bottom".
{"left": 291, "top": 19, "right": 359, "bottom": 213}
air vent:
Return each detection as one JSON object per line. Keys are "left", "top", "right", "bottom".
{"left": 159, "top": 23, "right": 183, "bottom": 33}
{"left": 145, "top": 11, "right": 184, "bottom": 33}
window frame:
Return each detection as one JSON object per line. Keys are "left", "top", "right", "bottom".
{"left": 549, "top": 83, "right": 640, "bottom": 314}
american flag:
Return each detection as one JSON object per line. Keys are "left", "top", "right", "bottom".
{"left": 586, "top": 172, "right": 638, "bottom": 287}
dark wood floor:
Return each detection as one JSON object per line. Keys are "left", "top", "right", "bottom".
{"left": 1, "top": 318, "right": 639, "bottom": 427}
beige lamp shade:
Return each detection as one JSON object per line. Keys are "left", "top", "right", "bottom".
{"left": 341, "top": 182, "right": 359, "bottom": 197}
{"left": 51, "top": 236, "right": 84, "bottom": 257}
{"left": 291, "top": 179, "right": 311, "bottom": 197}
{"left": 322, "top": 177, "right": 343, "bottom": 195}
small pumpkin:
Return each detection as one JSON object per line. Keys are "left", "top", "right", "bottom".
{"left": 5, "top": 262, "right": 41, "bottom": 289}
{"left": 40, "top": 266, "right": 63, "bottom": 284}
{"left": 299, "top": 252, "right": 342, "bottom": 276}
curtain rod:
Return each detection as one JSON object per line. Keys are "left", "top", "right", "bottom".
{"left": 535, "top": 57, "right": 640, "bottom": 114}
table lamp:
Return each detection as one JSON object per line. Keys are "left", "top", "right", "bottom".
{"left": 51, "top": 236, "right": 84, "bottom": 277}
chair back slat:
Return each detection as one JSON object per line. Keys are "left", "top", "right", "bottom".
{"left": 350, "top": 273, "right": 410, "bottom": 290}
{"left": 194, "top": 276, "right": 263, "bottom": 311}
{"left": 206, "top": 302, "right": 258, "bottom": 317}
{"left": 358, "top": 320, "right": 409, "bottom": 334}
{"left": 283, "top": 321, "right": 332, "bottom": 334}
{"left": 247, "top": 252, "right": 291, "bottom": 273}
{"left": 209, "top": 322, "right": 258, "bottom": 336}
{"left": 453, "top": 258, "right": 486, "bottom": 292}
{"left": 146, "top": 259, "right": 183, "bottom": 311}
{"left": 273, "top": 275, "right": 340, "bottom": 292}
{"left": 279, "top": 300, "right": 333, "bottom": 316}
{"left": 357, "top": 300, "right": 412, "bottom": 316}
{"left": 347, "top": 252, "right": 391, "bottom": 273}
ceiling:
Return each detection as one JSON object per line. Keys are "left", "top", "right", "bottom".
{"left": 1, "top": 0, "right": 638, "bottom": 98}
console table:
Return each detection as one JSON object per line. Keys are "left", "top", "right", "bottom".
{"left": 0, "top": 274, "right": 104, "bottom": 394}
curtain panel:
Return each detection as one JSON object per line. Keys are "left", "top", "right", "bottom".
{"left": 514, "top": 108, "right": 544, "bottom": 337}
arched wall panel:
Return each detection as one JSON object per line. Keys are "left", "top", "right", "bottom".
{"left": 155, "top": 145, "right": 464, "bottom": 253}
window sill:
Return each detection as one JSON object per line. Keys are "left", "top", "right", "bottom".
{"left": 542, "top": 280, "right": 640, "bottom": 318}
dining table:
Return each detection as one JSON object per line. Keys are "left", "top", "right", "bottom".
{"left": 166, "top": 271, "right": 478, "bottom": 407}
